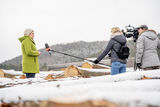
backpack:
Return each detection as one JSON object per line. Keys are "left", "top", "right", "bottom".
{"left": 112, "top": 38, "right": 130, "bottom": 59}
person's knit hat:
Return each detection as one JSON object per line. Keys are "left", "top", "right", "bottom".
{"left": 24, "top": 28, "right": 34, "bottom": 35}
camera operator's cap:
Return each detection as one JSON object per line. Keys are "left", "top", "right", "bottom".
{"left": 136, "top": 25, "right": 148, "bottom": 30}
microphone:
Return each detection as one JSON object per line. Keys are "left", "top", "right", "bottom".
{"left": 45, "top": 43, "right": 51, "bottom": 51}
{"left": 45, "top": 43, "right": 52, "bottom": 56}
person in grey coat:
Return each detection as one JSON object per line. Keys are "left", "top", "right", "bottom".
{"left": 93, "top": 27, "right": 127, "bottom": 75}
{"left": 136, "top": 25, "right": 160, "bottom": 70}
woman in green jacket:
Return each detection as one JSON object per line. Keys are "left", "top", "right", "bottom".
{"left": 18, "top": 29, "right": 41, "bottom": 78}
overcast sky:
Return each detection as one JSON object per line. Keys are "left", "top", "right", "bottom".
{"left": 0, "top": 0, "right": 160, "bottom": 63}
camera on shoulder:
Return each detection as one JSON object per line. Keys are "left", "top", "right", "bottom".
{"left": 122, "top": 25, "right": 139, "bottom": 42}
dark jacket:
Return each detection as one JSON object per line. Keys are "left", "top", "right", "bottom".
{"left": 96, "top": 34, "right": 127, "bottom": 64}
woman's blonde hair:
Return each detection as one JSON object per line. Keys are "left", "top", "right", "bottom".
{"left": 111, "top": 27, "right": 122, "bottom": 34}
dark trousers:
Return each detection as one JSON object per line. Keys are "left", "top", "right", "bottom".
{"left": 143, "top": 66, "right": 159, "bottom": 70}
{"left": 25, "top": 73, "right": 35, "bottom": 78}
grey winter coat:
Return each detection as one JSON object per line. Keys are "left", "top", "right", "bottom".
{"left": 136, "top": 30, "right": 160, "bottom": 68}
{"left": 96, "top": 34, "right": 127, "bottom": 64}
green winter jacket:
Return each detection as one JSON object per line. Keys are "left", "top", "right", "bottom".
{"left": 18, "top": 35, "right": 40, "bottom": 73}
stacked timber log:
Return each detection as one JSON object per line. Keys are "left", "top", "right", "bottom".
{"left": 0, "top": 69, "right": 5, "bottom": 78}
{"left": 0, "top": 99, "right": 121, "bottom": 107}
{"left": 64, "top": 62, "right": 110, "bottom": 78}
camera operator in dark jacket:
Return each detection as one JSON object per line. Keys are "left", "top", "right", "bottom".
{"left": 93, "top": 27, "right": 127, "bottom": 75}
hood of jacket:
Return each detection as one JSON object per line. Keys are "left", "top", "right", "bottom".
{"left": 18, "top": 35, "right": 35, "bottom": 44}
{"left": 112, "top": 34, "right": 126, "bottom": 44}
{"left": 141, "top": 30, "right": 157, "bottom": 40}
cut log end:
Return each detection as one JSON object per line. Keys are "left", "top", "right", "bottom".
{"left": 141, "top": 76, "right": 152, "bottom": 80}
{"left": 0, "top": 69, "right": 5, "bottom": 78}
{"left": 20, "top": 74, "right": 26, "bottom": 79}
{"left": 64, "top": 65, "right": 81, "bottom": 77}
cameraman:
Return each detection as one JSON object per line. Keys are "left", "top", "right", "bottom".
{"left": 136, "top": 25, "right": 160, "bottom": 70}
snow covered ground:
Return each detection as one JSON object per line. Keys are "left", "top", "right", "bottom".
{"left": 0, "top": 68, "right": 160, "bottom": 107}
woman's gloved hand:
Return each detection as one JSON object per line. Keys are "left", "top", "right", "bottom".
{"left": 93, "top": 60, "right": 99, "bottom": 64}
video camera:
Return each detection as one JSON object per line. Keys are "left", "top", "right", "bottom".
{"left": 122, "top": 25, "right": 139, "bottom": 42}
